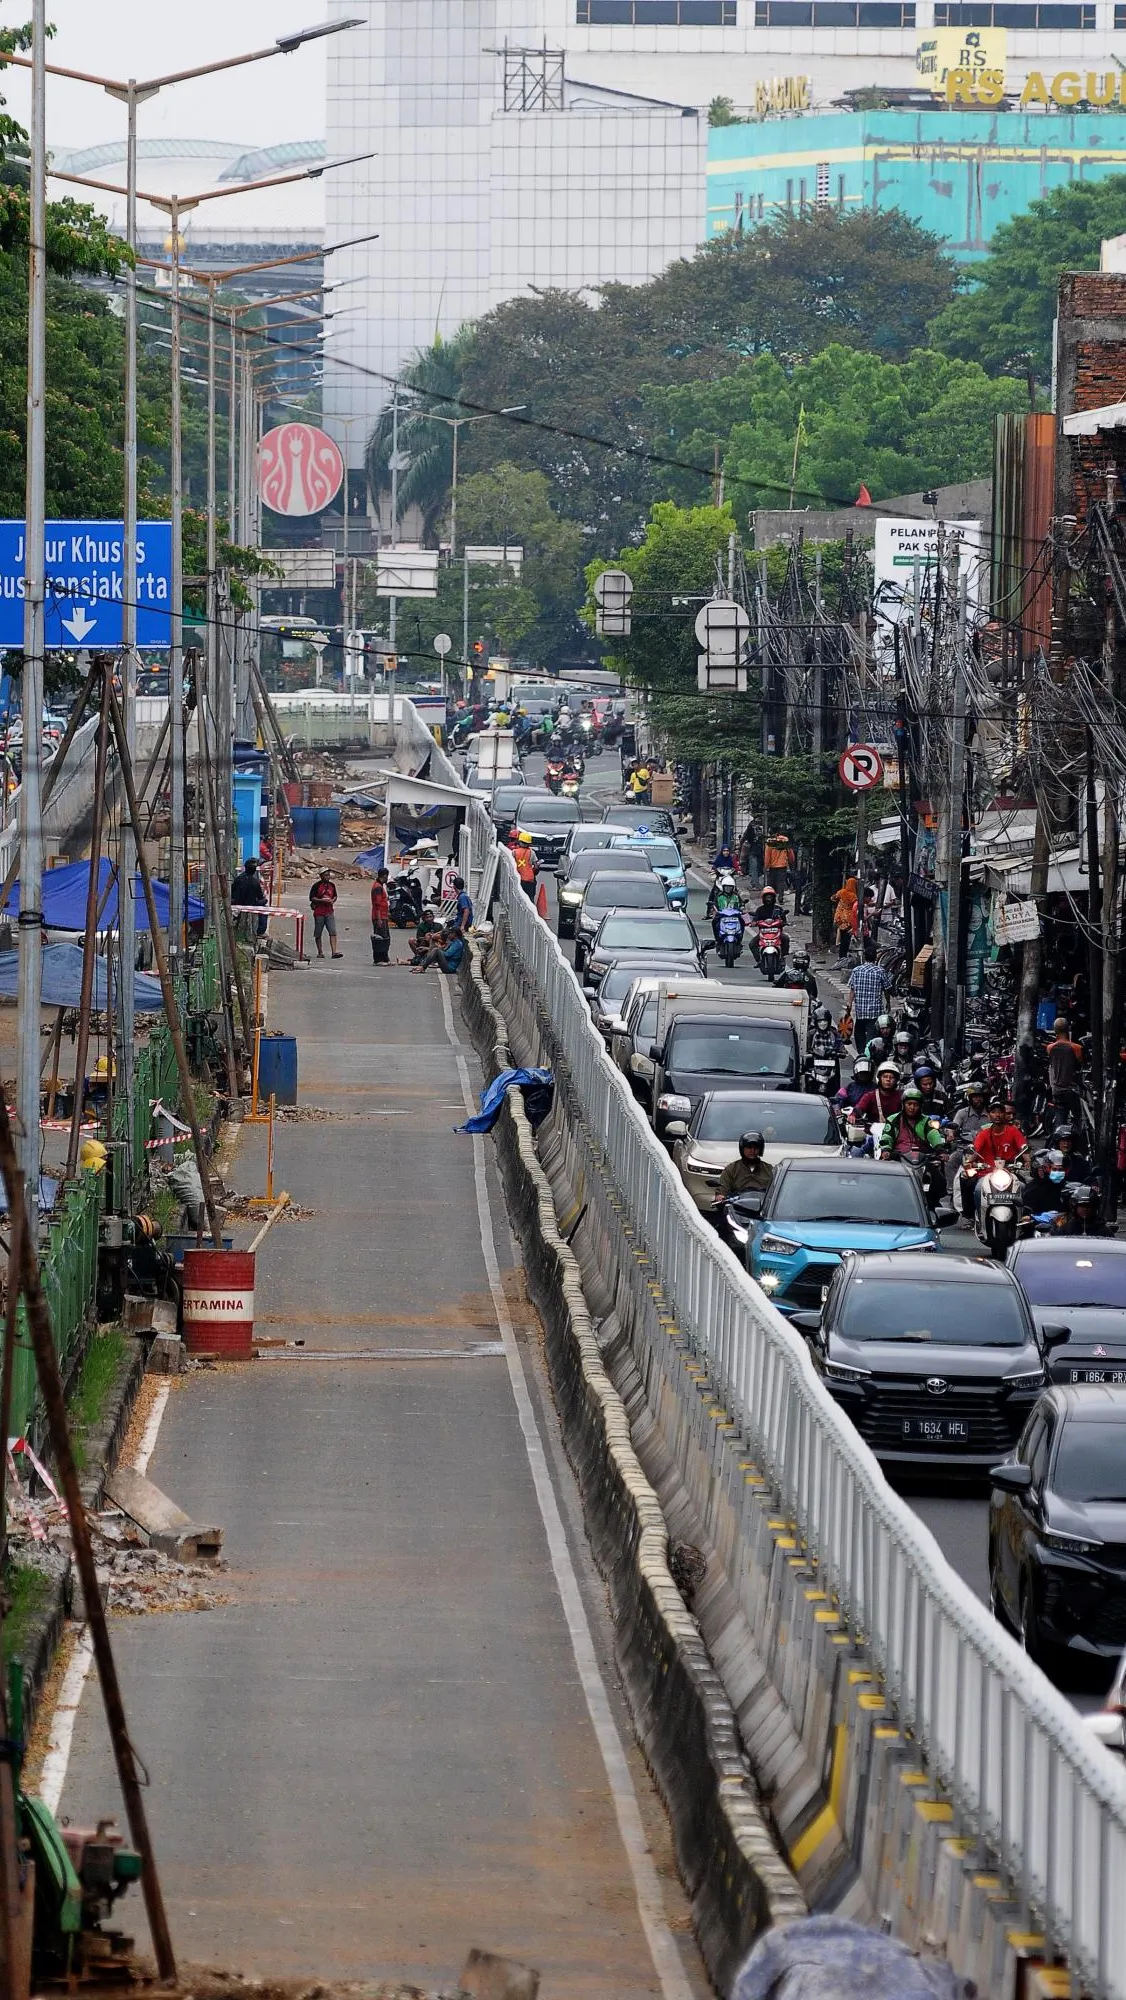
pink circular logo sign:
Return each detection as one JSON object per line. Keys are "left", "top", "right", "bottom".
{"left": 258, "top": 422, "right": 345, "bottom": 517}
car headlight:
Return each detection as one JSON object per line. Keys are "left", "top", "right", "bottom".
{"left": 684, "top": 1154, "right": 716, "bottom": 1174}
{"left": 759, "top": 1233, "right": 801, "bottom": 1257}
{"left": 560, "top": 888, "right": 583, "bottom": 905}
{"left": 823, "top": 1359, "right": 871, "bottom": 1385}
{"left": 758, "top": 1272, "right": 782, "bottom": 1292}
{"left": 1004, "top": 1370, "right": 1046, "bottom": 1392}
{"left": 1043, "top": 1530, "right": 1104, "bottom": 1556}
{"left": 657, "top": 1094, "right": 691, "bottom": 1117}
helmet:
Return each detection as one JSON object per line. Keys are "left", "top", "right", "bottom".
{"left": 760, "top": 884, "right": 777, "bottom": 901}
{"left": 852, "top": 1057, "right": 873, "bottom": 1083}
{"left": 866, "top": 1037, "right": 888, "bottom": 1064}
{"left": 1053, "top": 1123, "right": 1076, "bottom": 1145}
{"left": 967, "top": 1079, "right": 986, "bottom": 1098}
{"left": 79, "top": 1137, "right": 107, "bottom": 1173}
{"left": 790, "top": 947, "right": 810, "bottom": 970}
{"left": 892, "top": 1029, "right": 913, "bottom": 1057}
{"left": 739, "top": 1130, "right": 765, "bottom": 1156}
{"left": 717, "top": 872, "right": 736, "bottom": 893}
{"left": 913, "top": 1060, "right": 935, "bottom": 1081}
{"left": 876, "top": 1013, "right": 894, "bottom": 1036}
{"left": 1031, "top": 1150, "right": 1051, "bottom": 1170}
{"left": 1069, "top": 1184, "right": 1095, "bottom": 1206}
{"left": 815, "top": 1006, "right": 832, "bottom": 1029}
{"left": 876, "top": 1059, "right": 899, "bottom": 1082}
{"left": 902, "top": 1083, "right": 923, "bottom": 1105}
{"left": 518, "top": 831, "right": 533, "bottom": 845}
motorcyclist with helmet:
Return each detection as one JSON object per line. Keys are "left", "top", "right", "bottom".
{"left": 949, "top": 1080, "right": 990, "bottom": 1215}
{"left": 773, "top": 945, "right": 819, "bottom": 999}
{"left": 891, "top": 1024, "right": 917, "bottom": 1066}
{"left": 811, "top": 1005, "right": 841, "bottom": 1054}
{"left": 833, "top": 1055, "right": 873, "bottom": 1116}
{"left": 912, "top": 1063, "right": 949, "bottom": 1119}
{"left": 855, "top": 1058, "right": 903, "bottom": 1128}
{"left": 1053, "top": 1122, "right": 1097, "bottom": 1188}
{"left": 715, "top": 1130, "right": 774, "bottom": 1202}
{"left": 1059, "top": 1185, "right": 1112, "bottom": 1236}
{"left": 706, "top": 869, "right": 743, "bottom": 920}
{"left": 878, "top": 1084, "right": 948, "bottom": 1195}
{"left": 1020, "top": 1151, "right": 1068, "bottom": 1231}
{"left": 749, "top": 882, "right": 789, "bottom": 962}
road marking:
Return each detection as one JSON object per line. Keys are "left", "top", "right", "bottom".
{"left": 33, "top": 1381, "right": 172, "bottom": 1808}
{"left": 257, "top": 1343, "right": 505, "bottom": 1361}
{"left": 438, "top": 976, "right": 695, "bottom": 2000}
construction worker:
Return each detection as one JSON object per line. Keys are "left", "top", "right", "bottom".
{"left": 515, "top": 831, "right": 539, "bottom": 899}
{"left": 763, "top": 830, "right": 794, "bottom": 895}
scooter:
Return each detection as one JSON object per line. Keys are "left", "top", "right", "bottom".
{"left": 560, "top": 771, "right": 581, "bottom": 800}
{"left": 807, "top": 1034, "right": 840, "bottom": 1097}
{"left": 389, "top": 873, "right": 424, "bottom": 929}
{"left": 714, "top": 905, "right": 746, "bottom": 969}
{"left": 976, "top": 1165, "right": 1023, "bottom": 1257}
{"left": 545, "top": 757, "right": 566, "bottom": 795}
{"left": 753, "top": 914, "right": 786, "bottom": 982}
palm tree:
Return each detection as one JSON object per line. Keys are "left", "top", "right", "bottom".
{"left": 365, "top": 328, "right": 475, "bottom": 542}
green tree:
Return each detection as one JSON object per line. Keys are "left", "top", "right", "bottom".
{"left": 930, "top": 175, "right": 1126, "bottom": 393}
{"left": 364, "top": 328, "right": 476, "bottom": 540}
{"left": 708, "top": 96, "right": 740, "bottom": 126}
{"left": 644, "top": 344, "right": 1025, "bottom": 513}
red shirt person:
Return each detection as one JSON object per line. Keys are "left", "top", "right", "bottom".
{"left": 310, "top": 870, "right": 342, "bottom": 961}
{"left": 973, "top": 1103, "right": 1027, "bottom": 1172}
{"left": 369, "top": 869, "right": 390, "bottom": 966}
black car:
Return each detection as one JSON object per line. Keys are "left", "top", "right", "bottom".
{"left": 556, "top": 847, "right": 653, "bottom": 941}
{"left": 583, "top": 910, "right": 706, "bottom": 990}
{"left": 587, "top": 957, "right": 705, "bottom": 1043}
{"left": 1008, "top": 1238, "right": 1126, "bottom": 1385}
{"left": 513, "top": 791, "right": 583, "bottom": 864}
{"left": 793, "top": 1253, "right": 1051, "bottom": 1470}
{"left": 573, "top": 872, "right": 669, "bottom": 973}
{"left": 989, "top": 1384, "right": 1126, "bottom": 1668}
{"left": 488, "top": 779, "right": 529, "bottom": 839}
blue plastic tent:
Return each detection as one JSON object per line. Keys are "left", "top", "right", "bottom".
{"left": 0, "top": 858, "right": 205, "bottom": 931}
{"left": 0, "top": 942, "right": 164, "bottom": 1010}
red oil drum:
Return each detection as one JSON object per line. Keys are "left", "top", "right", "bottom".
{"left": 182, "top": 1249, "right": 256, "bottom": 1358}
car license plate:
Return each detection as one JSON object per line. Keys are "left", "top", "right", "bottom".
{"left": 1069, "top": 1367, "right": 1126, "bottom": 1383}
{"left": 901, "top": 1417, "right": 969, "bottom": 1442}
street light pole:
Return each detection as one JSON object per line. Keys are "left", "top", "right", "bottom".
{"left": 18, "top": 0, "right": 47, "bottom": 1221}
{"left": 168, "top": 194, "right": 186, "bottom": 972}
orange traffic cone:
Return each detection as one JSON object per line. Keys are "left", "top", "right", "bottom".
{"left": 536, "top": 880, "right": 549, "bottom": 920}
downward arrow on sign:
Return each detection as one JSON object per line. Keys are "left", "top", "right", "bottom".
{"left": 60, "top": 606, "right": 96, "bottom": 642}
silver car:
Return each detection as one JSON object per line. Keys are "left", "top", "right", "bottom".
{"left": 669, "top": 1090, "right": 841, "bottom": 1212}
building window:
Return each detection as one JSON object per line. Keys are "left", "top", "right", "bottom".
{"left": 755, "top": 0, "right": 915, "bottom": 20}
{"left": 816, "top": 161, "right": 830, "bottom": 205}
{"left": 734, "top": 189, "right": 746, "bottom": 228}
{"left": 1117, "top": 1, "right": 1126, "bottom": 21}
{"left": 933, "top": 1, "right": 1094, "bottom": 21}
{"left": 577, "top": 0, "right": 738, "bottom": 20}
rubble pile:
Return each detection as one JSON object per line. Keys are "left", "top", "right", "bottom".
{"left": 9, "top": 1507, "right": 231, "bottom": 1618}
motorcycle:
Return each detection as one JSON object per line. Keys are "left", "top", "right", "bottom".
{"left": 714, "top": 905, "right": 746, "bottom": 969}
{"left": 807, "top": 1034, "right": 840, "bottom": 1097}
{"left": 560, "top": 771, "right": 581, "bottom": 800}
{"left": 545, "top": 758, "right": 566, "bottom": 795}
{"left": 389, "top": 873, "right": 424, "bottom": 929}
{"left": 753, "top": 914, "right": 786, "bottom": 982}
{"left": 976, "top": 1165, "right": 1023, "bottom": 1257}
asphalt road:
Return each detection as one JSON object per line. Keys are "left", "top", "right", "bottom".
{"left": 518, "top": 748, "right": 1101, "bottom": 1703}
{"left": 56, "top": 861, "right": 710, "bottom": 1997}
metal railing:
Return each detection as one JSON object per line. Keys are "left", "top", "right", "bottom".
{"left": 487, "top": 824, "right": 1126, "bottom": 1997}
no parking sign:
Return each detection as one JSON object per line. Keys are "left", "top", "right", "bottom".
{"left": 838, "top": 743, "right": 883, "bottom": 792}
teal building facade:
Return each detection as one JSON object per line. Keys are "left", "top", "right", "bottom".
{"left": 707, "top": 108, "right": 1126, "bottom": 259}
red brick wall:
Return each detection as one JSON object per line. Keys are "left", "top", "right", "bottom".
{"left": 1057, "top": 273, "right": 1126, "bottom": 526}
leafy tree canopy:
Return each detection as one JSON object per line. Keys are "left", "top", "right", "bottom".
{"left": 930, "top": 175, "right": 1126, "bottom": 391}
{"left": 364, "top": 329, "right": 476, "bottom": 541}
{"left": 645, "top": 344, "right": 1026, "bottom": 515}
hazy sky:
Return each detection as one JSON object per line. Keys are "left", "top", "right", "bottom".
{"left": 2, "top": 1, "right": 332, "bottom": 152}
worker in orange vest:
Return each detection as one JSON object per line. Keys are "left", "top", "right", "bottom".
{"left": 515, "top": 830, "right": 539, "bottom": 899}
{"left": 763, "top": 830, "right": 794, "bottom": 896}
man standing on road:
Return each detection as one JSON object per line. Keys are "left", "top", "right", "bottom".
{"left": 453, "top": 876, "right": 474, "bottom": 934}
{"left": 845, "top": 943, "right": 892, "bottom": 1051}
{"left": 370, "top": 868, "right": 391, "bottom": 965}
{"left": 310, "top": 868, "right": 343, "bottom": 961}
{"left": 1045, "top": 1016, "right": 1083, "bottom": 1122}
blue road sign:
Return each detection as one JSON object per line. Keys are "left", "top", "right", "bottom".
{"left": 0, "top": 520, "right": 173, "bottom": 650}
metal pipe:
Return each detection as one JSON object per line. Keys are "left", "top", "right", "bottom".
{"left": 17, "top": 0, "right": 47, "bottom": 1230}
{"left": 118, "top": 77, "right": 139, "bottom": 1201}
{"left": 64, "top": 671, "right": 111, "bottom": 1182}
{"left": 168, "top": 192, "right": 185, "bottom": 973}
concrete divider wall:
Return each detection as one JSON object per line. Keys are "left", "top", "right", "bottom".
{"left": 470, "top": 908, "right": 1078, "bottom": 1999}
{"left": 458, "top": 938, "right": 807, "bottom": 1994}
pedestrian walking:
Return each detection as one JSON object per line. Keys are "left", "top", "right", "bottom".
{"left": 370, "top": 868, "right": 391, "bottom": 965}
{"left": 832, "top": 875, "right": 859, "bottom": 962}
{"left": 310, "top": 868, "right": 343, "bottom": 960}
{"left": 1045, "top": 1015, "right": 1084, "bottom": 1122}
{"left": 845, "top": 943, "right": 893, "bottom": 1051}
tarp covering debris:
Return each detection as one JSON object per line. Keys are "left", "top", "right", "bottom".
{"left": 1, "top": 857, "right": 205, "bottom": 931}
{"left": 457, "top": 1067, "right": 554, "bottom": 1134}
{"left": 733, "top": 1919, "right": 973, "bottom": 2000}
{"left": 0, "top": 940, "right": 164, "bottom": 1010}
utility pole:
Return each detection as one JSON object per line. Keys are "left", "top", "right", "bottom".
{"left": 388, "top": 380, "right": 400, "bottom": 709}
{"left": 114, "top": 76, "right": 145, "bottom": 1203}
{"left": 168, "top": 193, "right": 186, "bottom": 976}
{"left": 941, "top": 578, "right": 969, "bottom": 1077}
{"left": 18, "top": 0, "right": 47, "bottom": 1224}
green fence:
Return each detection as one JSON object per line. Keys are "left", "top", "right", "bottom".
{"left": 8, "top": 935, "right": 222, "bottom": 1442}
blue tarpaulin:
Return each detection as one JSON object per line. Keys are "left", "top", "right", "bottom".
{"left": 457, "top": 1067, "right": 553, "bottom": 1134}
{"left": 733, "top": 1919, "right": 972, "bottom": 2000}
{"left": 0, "top": 858, "right": 205, "bottom": 931}
{"left": 0, "top": 942, "right": 164, "bottom": 1011}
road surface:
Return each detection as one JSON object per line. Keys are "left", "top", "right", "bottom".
{"left": 55, "top": 862, "right": 710, "bottom": 1996}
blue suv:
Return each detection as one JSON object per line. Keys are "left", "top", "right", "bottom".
{"left": 745, "top": 1157, "right": 939, "bottom": 1314}
{"left": 607, "top": 832, "right": 688, "bottom": 909}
